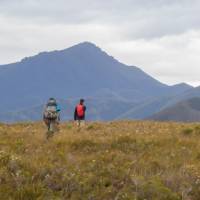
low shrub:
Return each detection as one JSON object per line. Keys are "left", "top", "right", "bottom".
{"left": 182, "top": 128, "right": 193, "bottom": 136}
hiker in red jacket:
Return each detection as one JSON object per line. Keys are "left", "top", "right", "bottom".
{"left": 74, "top": 99, "right": 86, "bottom": 126}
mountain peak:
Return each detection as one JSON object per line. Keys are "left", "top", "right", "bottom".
{"left": 20, "top": 42, "right": 101, "bottom": 63}
{"left": 78, "top": 41, "right": 97, "bottom": 47}
{"left": 171, "top": 82, "right": 193, "bottom": 92}
{"left": 173, "top": 82, "right": 193, "bottom": 88}
{"left": 67, "top": 41, "right": 100, "bottom": 51}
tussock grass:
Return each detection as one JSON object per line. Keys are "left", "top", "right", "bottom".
{"left": 1, "top": 121, "right": 200, "bottom": 199}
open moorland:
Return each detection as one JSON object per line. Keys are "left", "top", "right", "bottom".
{"left": 1, "top": 121, "right": 200, "bottom": 200}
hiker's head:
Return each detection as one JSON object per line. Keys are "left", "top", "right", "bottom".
{"left": 80, "top": 99, "right": 84, "bottom": 104}
{"left": 47, "top": 97, "right": 57, "bottom": 106}
{"left": 49, "top": 97, "right": 56, "bottom": 101}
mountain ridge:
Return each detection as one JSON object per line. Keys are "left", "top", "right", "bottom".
{"left": 0, "top": 41, "right": 195, "bottom": 122}
{"left": 148, "top": 97, "right": 200, "bottom": 122}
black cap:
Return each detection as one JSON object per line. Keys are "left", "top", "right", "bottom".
{"left": 80, "top": 99, "right": 84, "bottom": 103}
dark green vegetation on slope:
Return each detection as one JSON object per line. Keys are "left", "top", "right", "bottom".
{"left": 1, "top": 121, "right": 200, "bottom": 199}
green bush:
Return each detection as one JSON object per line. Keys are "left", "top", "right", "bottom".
{"left": 194, "top": 126, "right": 200, "bottom": 135}
{"left": 138, "top": 178, "right": 181, "bottom": 200}
{"left": 86, "top": 125, "right": 94, "bottom": 130}
{"left": 182, "top": 128, "right": 193, "bottom": 136}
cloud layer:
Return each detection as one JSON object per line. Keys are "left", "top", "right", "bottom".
{"left": 0, "top": 0, "right": 200, "bottom": 85}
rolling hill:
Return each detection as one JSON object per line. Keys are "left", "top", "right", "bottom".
{"left": 116, "top": 84, "right": 200, "bottom": 120}
{"left": 149, "top": 97, "right": 200, "bottom": 122}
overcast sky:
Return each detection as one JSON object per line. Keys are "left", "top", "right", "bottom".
{"left": 0, "top": 0, "right": 200, "bottom": 86}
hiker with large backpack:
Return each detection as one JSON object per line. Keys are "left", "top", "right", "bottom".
{"left": 74, "top": 99, "right": 86, "bottom": 127}
{"left": 43, "top": 98, "right": 61, "bottom": 138}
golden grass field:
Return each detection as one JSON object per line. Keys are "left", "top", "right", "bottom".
{"left": 1, "top": 120, "right": 200, "bottom": 200}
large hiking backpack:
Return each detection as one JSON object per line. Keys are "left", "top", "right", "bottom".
{"left": 76, "top": 104, "right": 84, "bottom": 117}
{"left": 44, "top": 105, "right": 58, "bottom": 120}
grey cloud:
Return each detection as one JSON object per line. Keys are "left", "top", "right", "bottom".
{"left": 0, "top": 0, "right": 200, "bottom": 39}
{"left": 0, "top": 0, "right": 200, "bottom": 86}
